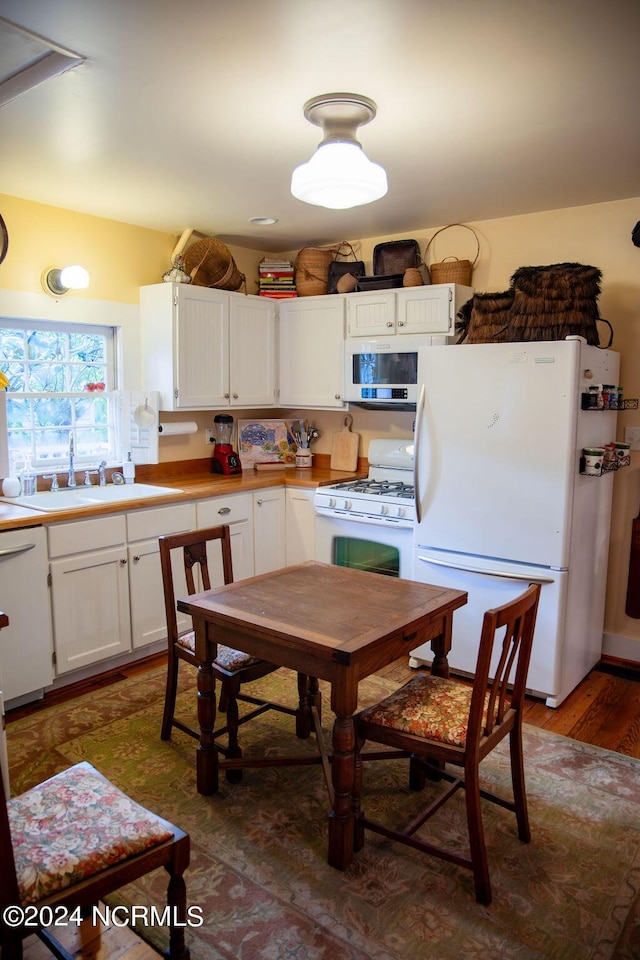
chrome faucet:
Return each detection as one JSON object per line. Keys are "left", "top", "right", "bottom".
{"left": 98, "top": 460, "right": 107, "bottom": 486}
{"left": 67, "top": 432, "right": 76, "bottom": 488}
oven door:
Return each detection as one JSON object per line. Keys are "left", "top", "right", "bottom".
{"left": 315, "top": 510, "right": 413, "bottom": 579}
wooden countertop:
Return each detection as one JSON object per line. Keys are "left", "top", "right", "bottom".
{"left": 0, "top": 455, "right": 368, "bottom": 532}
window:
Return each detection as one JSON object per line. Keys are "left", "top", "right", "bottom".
{"left": 0, "top": 318, "right": 118, "bottom": 471}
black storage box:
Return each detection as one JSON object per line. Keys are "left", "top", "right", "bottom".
{"left": 356, "top": 274, "right": 404, "bottom": 292}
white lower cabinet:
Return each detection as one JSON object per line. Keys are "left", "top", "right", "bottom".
{"left": 48, "top": 515, "right": 132, "bottom": 675}
{"left": 126, "top": 503, "right": 195, "bottom": 649}
{"left": 196, "top": 492, "right": 254, "bottom": 582}
{"left": 40, "top": 483, "right": 306, "bottom": 684}
{"left": 253, "top": 488, "right": 286, "bottom": 574}
{"left": 285, "top": 487, "right": 316, "bottom": 564}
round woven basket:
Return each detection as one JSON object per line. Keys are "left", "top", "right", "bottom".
{"left": 295, "top": 247, "right": 334, "bottom": 296}
{"left": 183, "top": 238, "right": 245, "bottom": 291}
{"left": 425, "top": 223, "right": 480, "bottom": 287}
{"left": 402, "top": 267, "right": 424, "bottom": 287}
{"left": 430, "top": 257, "right": 473, "bottom": 285}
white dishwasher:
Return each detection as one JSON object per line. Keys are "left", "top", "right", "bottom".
{"left": 0, "top": 526, "right": 53, "bottom": 706}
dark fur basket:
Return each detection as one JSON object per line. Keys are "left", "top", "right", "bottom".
{"left": 457, "top": 263, "right": 613, "bottom": 348}
{"left": 456, "top": 290, "right": 514, "bottom": 344}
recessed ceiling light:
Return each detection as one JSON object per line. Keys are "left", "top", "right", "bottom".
{"left": 249, "top": 217, "right": 278, "bottom": 226}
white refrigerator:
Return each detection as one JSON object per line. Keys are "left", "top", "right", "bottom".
{"left": 411, "top": 337, "right": 620, "bottom": 707}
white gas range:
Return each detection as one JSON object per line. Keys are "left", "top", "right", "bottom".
{"left": 314, "top": 439, "right": 415, "bottom": 578}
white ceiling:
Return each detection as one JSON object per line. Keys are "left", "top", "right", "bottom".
{"left": 1, "top": 0, "right": 639, "bottom": 253}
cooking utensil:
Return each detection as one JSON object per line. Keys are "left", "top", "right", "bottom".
{"left": 330, "top": 415, "right": 360, "bottom": 472}
{"left": 625, "top": 498, "right": 640, "bottom": 618}
{"left": 133, "top": 399, "right": 156, "bottom": 428}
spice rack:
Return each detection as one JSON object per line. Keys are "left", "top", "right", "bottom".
{"left": 579, "top": 441, "right": 631, "bottom": 477}
{"left": 581, "top": 385, "right": 638, "bottom": 411}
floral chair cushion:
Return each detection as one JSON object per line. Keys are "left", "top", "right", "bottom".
{"left": 9, "top": 761, "right": 173, "bottom": 905}
{"left": 178, "top": 630, "right": 262, "bottom": 672}
{"left": 359, "top": 674, "right": 485, "bottom": 748}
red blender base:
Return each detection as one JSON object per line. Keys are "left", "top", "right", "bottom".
{"left": 211, "top": 445, "right": 242, "bottom": 475}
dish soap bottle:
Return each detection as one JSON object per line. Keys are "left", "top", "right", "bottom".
{"left": 122, "top": 451, "right": 135, "bottom": 484}
{"left": 19, "top": 458, "right": 37, "bottom": 496}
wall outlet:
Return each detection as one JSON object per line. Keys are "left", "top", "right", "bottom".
{"left": 205, "top": 428, "right": 215, "bottom": 444}
{"left": 624, "top": 427, "right": 640, "bottom": 451}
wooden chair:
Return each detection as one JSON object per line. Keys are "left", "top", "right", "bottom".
{"left": 159, "top": 525, "right": 321, "bottom": 786}
{"left": 353, "top": 583, "right": 541, "bottom": 905}
{"left": 0, "top": 757, "right": 190, "bottom": 960}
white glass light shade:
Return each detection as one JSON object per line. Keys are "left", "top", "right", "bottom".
{"left": 59, "top": 264, "right": 89, "bottom": 289}
{"left": 291, "top": 141, "right": 388, "bottom": 209}
{"left": 42, "top": 264, "right": 90, "bottom": 296}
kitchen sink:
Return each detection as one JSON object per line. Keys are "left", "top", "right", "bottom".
{"left": 1, "top": 483, "right": 183, "bottom": 512}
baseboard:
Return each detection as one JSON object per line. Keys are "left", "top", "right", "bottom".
{"left": 602, "top": 631, "right": 640, "bottom": 665}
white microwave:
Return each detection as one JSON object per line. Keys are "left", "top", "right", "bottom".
{"left": 344, "top": 335, "right": 447, "bottom": 408}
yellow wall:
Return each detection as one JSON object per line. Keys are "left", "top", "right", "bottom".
{"left": 2, "top": 192, "right": 640, "bottom": 656}
{"left": 0, "top": 193, "right": 263, "bottom": 303}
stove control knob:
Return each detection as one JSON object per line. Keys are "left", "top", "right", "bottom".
{"left": 329, "top": 497, "right": 336, "bottom": 508}
{"left": 343, "top": 499, "right": 352, "bottom": 510}
{"left": 397, "top": 506, "right": 405, "bottom": 518}
{"left": 381, "top": 504, "right": 389, "bottom": 516}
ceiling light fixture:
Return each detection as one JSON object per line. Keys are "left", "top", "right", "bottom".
{"left": 41, "top": 265, "right": 90, "bottom": 297}
{"left": 291, "top": 93, "right": 388, "bottom": 210}
{"left": 249, "top": 216, "right": 279, "bottom": 226}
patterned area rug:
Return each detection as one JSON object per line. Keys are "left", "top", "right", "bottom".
{"left": 7, "top": 665, "right": 640, "bottom": 960}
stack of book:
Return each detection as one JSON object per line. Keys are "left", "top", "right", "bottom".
{"left": 257, "top": 258, "right": 297, "bottom": 299}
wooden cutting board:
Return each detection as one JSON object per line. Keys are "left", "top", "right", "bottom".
{"left": 330, "top": 414, "right": 360, "bottom": 472}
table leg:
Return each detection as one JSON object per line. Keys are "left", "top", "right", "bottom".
{"left": 430, "top": 613, "right": 452, "bottom": 679}
{"left": 195, "top": 629, "right": 219, "bottom": 795}
{"left": 295, "top": 673, "right": 312, "bottom": 739}
{"left": 327, "top": 714, "right": 355, "bottom": 870}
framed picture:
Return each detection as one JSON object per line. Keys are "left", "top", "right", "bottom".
{"left": 238, "top": 420, "right": 297, "bottom": 465}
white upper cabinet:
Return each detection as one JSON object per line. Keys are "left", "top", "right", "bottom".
{"left": 140, "top": 283, "right": 276, "bottom": 410}
{"left": 346, "top": 284, "right": 474, "bottom": 338}
{"left": 278, "top": 295, "right": 346, "bottom": 408}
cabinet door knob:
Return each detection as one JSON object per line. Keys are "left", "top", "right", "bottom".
{"left": 335, "top": 394, "right": 341, "bottom": 400}
{"left": 218, "top": 506, "right": 231, "bottom": 515}
{"left": 256, "top": 499, "right": 263, "bottom": 506}
{"left": 133, "top": 554, "right": 140, "bottom": 562}
{"left": 224, "top": 393, "right": 230, "bottom": 399}
{"left": 120, "top": 557, "right": 128, "bottom": 566}
{"left": 232, "top": 393, "right": 239, "bottom": 399}
{"left": 397, "top": 320, "right": 405, "bottom": 326}
{"left": 386, "top": 321, "right": 393, "bottom": 327}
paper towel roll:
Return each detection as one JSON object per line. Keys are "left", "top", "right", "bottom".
{"left": 158, "top": 421, "right": 198, "bottom": 436}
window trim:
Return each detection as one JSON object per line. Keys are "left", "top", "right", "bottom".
{"left": 1, "top": 316, "right": 119, "bottom": 472}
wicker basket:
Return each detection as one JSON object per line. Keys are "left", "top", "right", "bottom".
{"left": 183, "top": 237, "right": 245, "bottom": 291}
{"left": 425, "top": 224, "right": 480, "bottom": 287}
{"left": 373, "top": 239, "right": 420, "bottom": 276}
{"left": 294, "top": 247, "right": 334, "bottom": 296}
{"left": 402, "top": 267, "right": 424, "bottom": 287}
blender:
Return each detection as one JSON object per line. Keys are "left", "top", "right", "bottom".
{"left": 211, "top": 414, "right": 242, "bottom": 475}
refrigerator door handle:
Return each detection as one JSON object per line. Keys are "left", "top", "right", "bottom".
{"left": 413, "top": 384, "right": 426, "bottom": 524}
{"left": 416, "top": 554, "right": 556, "bottom": 584}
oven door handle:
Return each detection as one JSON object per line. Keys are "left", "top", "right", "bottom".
{"left": 413, "top": 384, "right": 426, "bottom": 524}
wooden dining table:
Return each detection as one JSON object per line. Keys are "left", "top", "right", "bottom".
{"left": 177, "top": 560, "right": 467, "bottom": 870}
